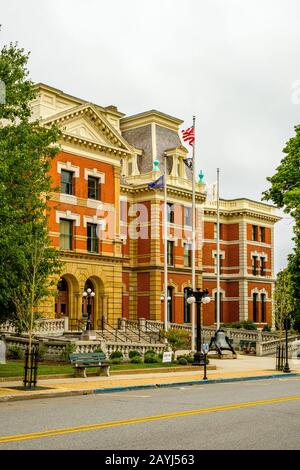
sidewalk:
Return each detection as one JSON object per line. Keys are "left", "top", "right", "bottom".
{"left": 0, "top": 356, "right": 299, "bottom": 402}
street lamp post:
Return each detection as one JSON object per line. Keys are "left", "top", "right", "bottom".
{"left": 186, "top": 288, "right": 211, "bottom": 365}
{"left": 283, "top": 316, "right": 291, "bottom": 373}
{"left": 83, "top": 287, "right": 95, "bottom": 331}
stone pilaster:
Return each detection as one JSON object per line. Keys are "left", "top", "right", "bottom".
{"left": 149, "top": 270, "right": 162, "bottom": 321}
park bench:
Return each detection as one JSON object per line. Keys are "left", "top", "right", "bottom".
{"left": 69, "top": 352, "right": 110, "bottom": 378}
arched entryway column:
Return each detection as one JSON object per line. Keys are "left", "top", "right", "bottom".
{"left": 82, "top": 275, "right": 105, "bottom": 330}
{"left": 55, "top": 274, "right": 81, "bottom": 329}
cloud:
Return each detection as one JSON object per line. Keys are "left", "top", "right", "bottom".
{"left": 1, "top": 0, "right": 299, "bottom": 272}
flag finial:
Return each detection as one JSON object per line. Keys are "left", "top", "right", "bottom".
{"left": 198, "top": 170, "right": 205, "bottom": 183}
{"left": 153, "top": 159, "right": 160, "bottom": 172}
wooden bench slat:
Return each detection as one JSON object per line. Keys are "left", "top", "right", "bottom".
{"left": 69, "top": 352, "right": 110, "bottom": 378}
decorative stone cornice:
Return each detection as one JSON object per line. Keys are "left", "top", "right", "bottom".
{"left": 120, "top": 183, "right": 206, "bottom": 203}
{"left": 41, "top": 104, "right": 135, "bottom": 157}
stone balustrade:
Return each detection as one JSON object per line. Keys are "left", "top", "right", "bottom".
{"left": 256, "top": 335, "right": 300, "bottom": 357}
{"left": 0, "top": 318, "right": 68, "bottom": 336}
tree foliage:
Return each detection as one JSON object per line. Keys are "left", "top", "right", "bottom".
{"left": 274, "top": 269, "right": 295, "bottom": 339}
{"left": 160, "top": 328, "right": 191, "bottom": 356}
{"left": 0, "top": 43, "right": 62, "bottom": 330}
{"left": 263, "top": 125, "right": 300, "bottom": 330}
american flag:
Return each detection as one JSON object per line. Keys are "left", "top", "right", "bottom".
{"left": 181, "top": 126, "right": 195, "bottom": 146}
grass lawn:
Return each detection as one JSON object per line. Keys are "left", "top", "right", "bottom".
{"left": 0, "top": 360, "right": 184, "bottom": 378}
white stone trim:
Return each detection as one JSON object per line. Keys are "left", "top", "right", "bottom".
{"left": 84, "top": 168, "right": 106, "bottom": 183}
{"left": 250, "top": 288, "right": 268, "bottom": 300}
{"left": 83, "top": 215, "right": 106, "bottom": 229}
{"left": 56, "top": 210, "right": 80, "bottom": 226}
{"left": 59, "top": 194, "right": 77, "bottom": 205}
{"left": 251, "top": 251, "right": 268, "bottom": 261}
{"left": 212, "top": 250, "right": 225, "bottom": 259}
{"left": 211, "top": 287, "right": 226, "bottom": 297}
{"left": 57, "top": 161, "right": 80, "bottom": 177}
{"left": 87, "top": 199, "right": 103, "bottom": 209}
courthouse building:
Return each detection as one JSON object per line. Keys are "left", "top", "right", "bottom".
{"left": 31, "top": 84, "right": 280, "bottom": 330}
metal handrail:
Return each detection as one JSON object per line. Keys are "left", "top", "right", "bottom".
{"left": 69, "top": 319, "right": 87, "bottom": 332}
{"left": 99, "top": 320, "right": 129, "bottom": 343}
{"left": 122, "top": 321, "right": 154, "bottom": 344}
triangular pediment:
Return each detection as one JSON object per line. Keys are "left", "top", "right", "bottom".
{"left": 41, "top": 103, "right": 134, "bottom": 155}
{"left": 64, "top": 118, "right": 108, "bottom": 144}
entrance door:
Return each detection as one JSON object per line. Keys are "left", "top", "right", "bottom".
{"left": 55, "top": 278, "right": 68, "bottom": 318}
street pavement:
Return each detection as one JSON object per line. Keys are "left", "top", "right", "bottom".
{"left": 0, "top": 376, "right": 299, "bottom": 450}
{"left": 1, "top": 355, "right": 297, "bottom": 402}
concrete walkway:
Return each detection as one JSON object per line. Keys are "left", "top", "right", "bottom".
{"left": 0, "top": 355, "right": 299, "bottom": 402}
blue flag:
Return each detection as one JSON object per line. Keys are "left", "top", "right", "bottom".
{"left": 148, "top": 175, "right": 164, "bottom": 189}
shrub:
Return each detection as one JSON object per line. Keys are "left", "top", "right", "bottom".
{"left": 60, "top": 343, "right": 76, "bottom": 361}
{"left": 160, "top": 328, "right": 190, "bottom": 355}
{"left": 128, "top": 350, "right": 141, "bottom": 359}
{"left": 94, "top": 347, "right": 104, "bottom": 353}
{"left": 222, "top": 321, "right": 257, "bottom": 331}
{"left": 262, "top": 325, "right": 271, "bottom": 332}
{"left": 109, "top": 351, "right": 123, "bottom": 360}
{"left": 144, "top": 349, "right": 155, "bottom": 355}
{"left": 130, "top": 356, "right": 143, "bottom": 364}
{"left": 177, "top": 357, "right": 188, "bottom": 365}
{"left": 144, "top": 354, "right": 159, "bottom": 363}
{"left": 110, "top": 357, "right": 122, "bottom": 364}
{"left": 186, "top": 355, "right": 194, "bottom": 364}
{"left": 7, "top": 344, "right": 24, "bottom": 359}
{"left": 36, "top": 344, "right": 47, "bottom": 362}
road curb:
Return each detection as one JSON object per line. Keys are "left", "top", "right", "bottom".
{"left": 93, "top": 373, "right": 298, "bottom": 394}
{"left": 0, "top": 372, "right": 298, "bottom": 403}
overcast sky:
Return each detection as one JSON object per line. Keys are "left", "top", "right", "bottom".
{"left": 1, "top": 0, "right": 299, "bottom": 272}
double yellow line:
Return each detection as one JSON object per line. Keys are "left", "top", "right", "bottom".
{"left": 1, "top": 395, "right": 299, "bottom": 444}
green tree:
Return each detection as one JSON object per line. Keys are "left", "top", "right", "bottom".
{"left": 274, "top": 269, "right": 295, "bottom": 341}
{"left": 160, "top": 328, "right": 191, "bottom": 360}
{"left": 263, "top": 125, "right": 300, "bottom": 328}
{"left": 0, "top": 43, "right": 62, "bottom": 334}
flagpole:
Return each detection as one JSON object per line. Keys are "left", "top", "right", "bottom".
{"left": 216, "top": 168, "right": 220, "bottom": 330}
{"left": 164, "top": 154, "right": 168, "bottom": 332}
{"left": 191, "top": 116, "right": 196, "bottom": 351}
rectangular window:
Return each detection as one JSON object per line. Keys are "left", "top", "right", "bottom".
{"left": 128, "top": 161, "right": 133, "bottom": 176}
{"left": 184, "top": 207, "right": 192, "bottom": 227}
{"left": 167, "top": 203, "right": 174, "bottom": 223}
{"left": 184, "top": 243, "right": 192, "bottom": 267}
{"left": 167, "top": 241, "right": 174, "bottom": 266}
{"left": 252, "top": 225, "right": 258, "bottom": 241}
{"left": 87, "top": 223, "right": 98, "bottom": 253}
{"left": 60, "top": 219, "right": 73, "bottom": 250}
{"left": 260, "top": 257, "right": 265, "bottom": 276}
{"left": 88, "top": 176, "right": 100, "bottom": 200}
{"left": 261, "top": 294, "right": 266, "bottom": 322}
{"left": 61, "top": 170, "right": 74, "bottom": 195}
{"left": 214, "top": 292, "right": 223, "bottom": 323}
{"left": 252, "top": 256, "right": 258, "bottom": 276}
{"left": 253, "top": 293, "right": 258, "bottom": 322}
{"left": 260, "top": 226, "right": 265, "bottom": 242}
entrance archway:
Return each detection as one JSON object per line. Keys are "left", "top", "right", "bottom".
{"left": 55, "top": 278, "right": 69, "bottom": 319}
